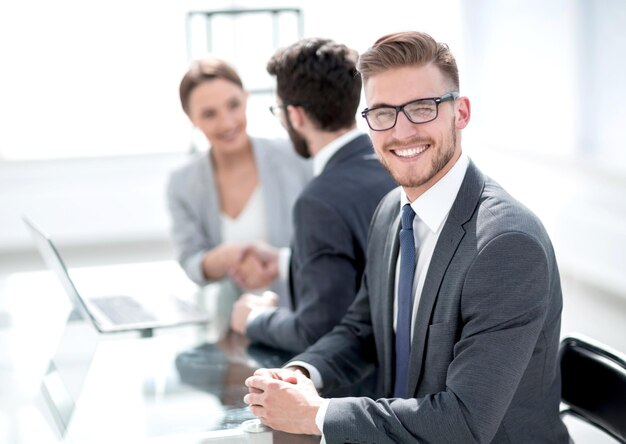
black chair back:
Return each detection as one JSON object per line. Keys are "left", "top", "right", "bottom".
{"left": 559, "top": 335, "right": 626, "bottom": 443}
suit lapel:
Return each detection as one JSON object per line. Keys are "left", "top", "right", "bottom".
{"left": 406, "top": 218, "right": 465, "bottom": 393}
{"left": 406, "top": 160, "right": 485, "bottom": 394}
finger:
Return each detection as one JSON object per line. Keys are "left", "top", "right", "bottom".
{"left": 229, "top": 270, "right": 246, "bottom": 288}
{"left": 262, "top": 290, "right": 278, "bottom": 300}
{"left": 236, "top": 244, "right": 254, "bottom": 263}
{"left": 294, "top": 369, "right": 311, "bottom": 384}
{"left": 238, "top": 262, "right": 253, "bottom": 274}
{"left": 249, "top": 404, "right": 265, "bottom": 418}
{"left": 247, "top": 375, "right": 283, "bottom": 393}
{"left": 230, "top": 315, "right": 244, "bottom": 335}
{"left": 252, "top": 367, "right": 274, "bottom": 378}
{"left": 245, "top": 376, "right": 267, "bottom": 392}
{"left": 269, "top": 293, "right": 278, "bottom": 306}
{"left": 243, "top": 393, "right": 262, "bottom": 406}
{"left": 275, "top": 368, "right": 298, "bottom": 383}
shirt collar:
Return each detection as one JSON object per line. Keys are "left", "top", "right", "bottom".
{"left": 312, "top": 128, "right": 363, "bottom": 176}
{"left": 400, "top": 152, "right": 469, "bottom": 234}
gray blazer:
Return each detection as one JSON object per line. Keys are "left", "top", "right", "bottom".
{"left": 166, "top": 137, "right": 311, "bottom": 289}
{"left": 295, "top": 160, "right": 570, "bottom": 443}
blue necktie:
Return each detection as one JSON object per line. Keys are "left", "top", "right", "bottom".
{"left": 394, "top": 204, "right": 416, "bottom": 398}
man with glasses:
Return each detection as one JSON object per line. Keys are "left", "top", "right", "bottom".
{"left": 230, "top": 38, "right": 396, "bottom": 358}
{"left": 243, "top": 31, "right": 570, "bottom": 443}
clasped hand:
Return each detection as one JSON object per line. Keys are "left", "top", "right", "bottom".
{"left": 229, "top": 242, "right": 279, "bottom": 291}
{"left": 243, "top": 368, "right": 323, "bottom": 436}
{"left": 230, "top": 291, "right": 278, "bottom": 334}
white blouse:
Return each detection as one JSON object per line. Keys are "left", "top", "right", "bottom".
{"left": 220, "top": 186, "right": 269, "bottom": 245}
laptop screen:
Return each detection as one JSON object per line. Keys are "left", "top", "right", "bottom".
{"left": 21, "top": 217, "right": 101, "bottom": 436}
{"left": 22, "top": 217, "right": 97, "bottom": 326}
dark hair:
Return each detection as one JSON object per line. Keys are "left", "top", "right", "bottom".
{"left": 357, "top": 31, "right": 459, "bottom": 91}
{"left": 179, "top": 58, "right": 243, "bottom": 115}
{"left": 266, "top": 38, "right": 361, "bottom": 131}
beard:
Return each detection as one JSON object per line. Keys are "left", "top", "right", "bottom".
{"left": 285, "top": 115, "right": 311, "bottom": 159}
{"left": 378, "top": 117, "right": 457, "bottom": 188}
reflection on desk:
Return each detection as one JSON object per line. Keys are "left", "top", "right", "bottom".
{"left": 171, "top": 332, "right": 319, "bottom": 443}
{"left": 0, "top": 261, "right": 320, "bottom": 443}
{"left": 175, "top": 338, "right": 295, "bottom": 431}
{"left": 63, "top": 328, "right": 320, "bottom": 443}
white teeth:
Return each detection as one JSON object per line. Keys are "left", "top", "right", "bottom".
{"left": 394, "top": 145, "right": 428, "bottom": 157}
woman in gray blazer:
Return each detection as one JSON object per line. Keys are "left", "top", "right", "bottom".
{"left": 166, "top": 58, "right": 310, "bottom": 298}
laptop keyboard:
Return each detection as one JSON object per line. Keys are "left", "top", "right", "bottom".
{"left": 174, "top": 298, "right": 203, "bottom": 315}
{"left": 90, "top": 295, "right": 157, "bottom": 325}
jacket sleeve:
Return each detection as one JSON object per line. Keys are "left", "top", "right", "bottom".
{"left": 245, "top": 194, "right": 361, "bottom": 353}
{"left": 166, "top": 171, "right": 214, "bottom": 286}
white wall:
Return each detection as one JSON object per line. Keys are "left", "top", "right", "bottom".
{"left": 0, "top": 0, "right": 465, "bottom": 249}
{"left": 460, "top": 0, "right": 626, "bottom": 299}
{"left": 0, "top": 153, "right": 186, "bottom": 250}
{"left": 1, "top": 0, "right": 625, "bottom": 302}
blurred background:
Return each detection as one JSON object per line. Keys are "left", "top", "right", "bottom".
{"left": 1, "top": 0, "right": 625, "bottom": 408}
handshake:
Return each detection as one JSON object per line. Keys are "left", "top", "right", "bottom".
{"left": 228, "top": 241, "right": 281, "bottom": 291}
{"left": 228, "top": 241, "right": 282, "bottom": 335}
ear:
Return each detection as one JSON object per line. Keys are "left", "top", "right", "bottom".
{"left": 455, "top": 96, "right": 471, "bottom": 129}
{"left": 286, "top": 105, "right": 307, "bottom": 130}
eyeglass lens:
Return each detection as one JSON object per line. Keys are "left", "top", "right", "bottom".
{"left": 368, "top": 99, "right": 438, "bottom": 130}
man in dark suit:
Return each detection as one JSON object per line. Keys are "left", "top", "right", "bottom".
{"left": 243, "top": 31, "right": 571, "bottom": 443}
{"left": 230, "top": 38, "right": 396, "bottom": 354}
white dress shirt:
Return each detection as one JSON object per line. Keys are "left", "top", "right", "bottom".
{"left": 395, "top": 152, "right": 469, "bottom": 338}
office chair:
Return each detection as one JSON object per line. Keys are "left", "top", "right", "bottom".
{"left": 559, "top": 335, "right": 626, "bottom": 443}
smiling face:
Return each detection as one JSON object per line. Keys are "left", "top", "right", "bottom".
{"left": 187, "top": 78, "right": 249, "bottom": 154}
{"left": 364, "top": 63, "right": 470, "bottom": 201}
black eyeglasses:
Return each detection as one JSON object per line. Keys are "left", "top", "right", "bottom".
{"left": 361, "top": 92, "right": 459, "bottom": 131}
{"left": 269, "top": 104, "right": 286, "bottom": 117}
{"left": 268, "top": 103, "right": 306, "bottom": 117}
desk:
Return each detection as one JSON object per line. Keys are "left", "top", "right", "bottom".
{"left": 0, "top": 261, "right": 320, "bottom": 443}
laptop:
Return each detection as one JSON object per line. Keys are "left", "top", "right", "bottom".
{"left": 23, "top": 216, "right": 210, "bottom": 335}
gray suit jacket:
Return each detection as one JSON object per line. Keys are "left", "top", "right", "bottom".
{"left": 166, "top": 137, "right": 311, "bottom": 289}
{"left": 295, "top": 160, "right": 570, "bottom": 443}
